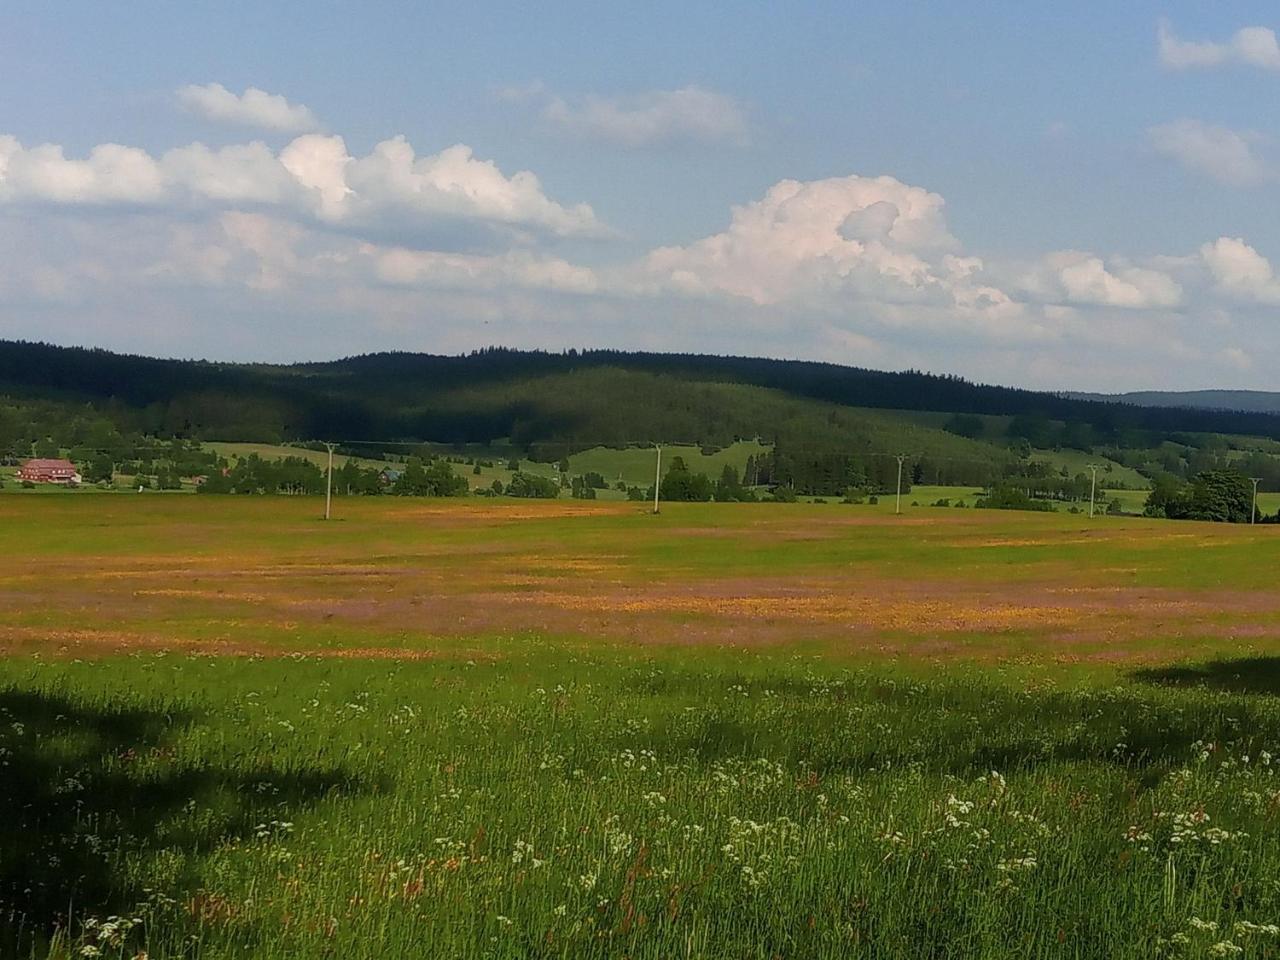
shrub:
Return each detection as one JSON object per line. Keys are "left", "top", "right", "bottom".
{"left": 975, "top": 485, "right": 1055, "bottom": 512}
{"left": 506, "top": 472, "right": 560, "bottom": 499}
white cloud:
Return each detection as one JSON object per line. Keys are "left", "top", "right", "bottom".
{"left": 0, "top": 133, "right": 602, "bottom": 239}
{"left": 1157, "top": 19, "right": 1280, "bottom": 72}
{"left": 628, "top": 173, "right": 1041, "bottom": 344}
{"left": 369, "top": 245, "right": 599, "bottom": 295}
{"left": 340, "top": 137, "right": 599, "bottom": 236}
{"left": 177, "top": 83, "right": 321, "bottom": 133}
{"left": 162, "top": 142, "right": 301, "bottom": 204}
{"left": 1148, "top": 119, "right": 1269, "bottom": 186}
{"left": 637, "top": 174, "right": 957, "bottom": 304}
{"left": 539, "top": 86, "right": 749, "bottom": 147}
{"left": 1025, "top": 251, "right": 1183, "bottom": 309}
{"left": 0, "top": 136, "right": 164, "bottom": 204}
{"left": 1200, "top": 236, "right": 1280, "bottom": 304}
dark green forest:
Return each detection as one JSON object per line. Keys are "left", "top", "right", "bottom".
{"left": 6, "top": 340, "right": 1280, "bottom": 446}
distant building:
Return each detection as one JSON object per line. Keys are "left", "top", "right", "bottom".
{"left": 379, "top": 468, "right": 403, "bottom": 486}
{"left": 18, "top": 458, "right": 82, "bottom": 485}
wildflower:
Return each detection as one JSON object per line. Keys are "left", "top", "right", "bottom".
{"left": 996, "top": 855, "right": 1037, "bottom": 873}
{"left": 1233, "top": 920, "right": 1280, "bottom": 937}
{"left": 511, "top": 839, "right": 534, "bottom": 864}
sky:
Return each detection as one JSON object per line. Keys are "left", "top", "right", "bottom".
{"left": 1, "top": 2, "right": 1279, "bottom": 391}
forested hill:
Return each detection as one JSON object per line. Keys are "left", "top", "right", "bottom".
{"left": 4, "top": 339, "right": 1280, "bottom": 446}
{"left": 1069, "top": 389, "right": 1280, "bottom": 416}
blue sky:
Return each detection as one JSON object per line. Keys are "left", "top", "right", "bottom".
{"left": 2, "top": 3, "right": 1278, "bottom": 390}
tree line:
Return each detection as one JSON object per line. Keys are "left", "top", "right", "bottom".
{"left": 198, "top": 455, "right": 469, "bottom": 497}
{"left": 8, "top": 340, "right": 1280, "bottom": 449}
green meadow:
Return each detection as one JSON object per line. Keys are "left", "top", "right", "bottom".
{"left": 3, "top": 497, "right": 1280, "bottom": 959}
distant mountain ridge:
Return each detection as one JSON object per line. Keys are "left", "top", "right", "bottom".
{"left": 1067, "top": 390, "right": 1280, "bottom": 416}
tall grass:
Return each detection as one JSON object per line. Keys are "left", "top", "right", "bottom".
{"left": 5, "top": 648, "right": 1280, "bottom": 958}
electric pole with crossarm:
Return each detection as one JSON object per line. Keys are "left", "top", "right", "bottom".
{"left": 1086, "top": 463, "right": 1103, "bottom": 519}
{"left": 324, "top": 442, "right": 336, "bottom": 520}
{"left": 652, "top": 444, "right": 662, "bottom": 515}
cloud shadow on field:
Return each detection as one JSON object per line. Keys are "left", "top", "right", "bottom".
{"left": 0, "top": 688, "right": 369, "bottom": 960}
{"left": 1131, "top": 657, "right": 1280, "bottom": 696}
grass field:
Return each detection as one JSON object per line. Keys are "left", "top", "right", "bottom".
{"left": 204, "top": 442, "right": 388, "bottom": 471}
{"left": 1105, "top": 488, "right": 1280, "bottom": 516}
{"left": 568, "top": 441, "right": 771, "bottom": 488}
{"left": 1029, "top": 448, "right": 1150, "bottom": 490}
{"left": 4, "top": 497, "right": 1280, "bottom": 958}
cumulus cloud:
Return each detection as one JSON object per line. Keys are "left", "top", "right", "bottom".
{"left": 177, "top": 83, "right": 321, "bottom": 133}
{"left": 0, "top": 133, "right": 602, "bottom": 239}
{"left": 1200, "top": 236, "right": 1280, "bottom": 304}
{"left": 536, "top": 85, "right": 748, "bottom": 147}
{"left": 1148, "top": 119, "right": 1270, "bottom": 186}
{"left": 0, "top": 136, "right": 165, "bottom": 204}
{"left": 637, "top": 174, "right": 957, "bottom": 304}
{"left": 1157, "top": 19, "right": 1280, "bottom": 71}
{"left": 628, "top": 173, "right": 1032, "bottom": 342}
{"left": 338, "top": 137, "right": 599, "bottom": 237}
{"left": 1024, "top": 251, "right": 1183, "bottom": 309}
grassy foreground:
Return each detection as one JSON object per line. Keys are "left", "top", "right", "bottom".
{"left": 3, "top": 498, "right": 1280, "bottom": 958}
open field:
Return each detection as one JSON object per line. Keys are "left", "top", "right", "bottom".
{"left": 4, "top": 498, "right": 1280, "bottom": 958}
{"left": 568, "top": 441, "right": 771, "bottom": 489}
{"left": 1029, "top": 448, "right": 1150, "bottom": 490}
{"left": 1104, "top": 487, "right": 1280, "bottom": 516}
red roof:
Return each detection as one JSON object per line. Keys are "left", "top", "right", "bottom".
{"left": 22, "top": 459, "right": 76, "bottom": 471}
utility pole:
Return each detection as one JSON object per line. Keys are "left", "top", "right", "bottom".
{"left": 652, "top": 444, "right": 662, "bottom": 515}
{"left": 895, "top": 454, "right": 907, "bottom": 516}
{"left": 1251, "top": 477, "right": 1263, "bottom": 524}
{"left": 1086, "top": 463, "right": 1102, "bottom": 519}
{"left": 324, "top": 442, "right": 336, "bottom": 520}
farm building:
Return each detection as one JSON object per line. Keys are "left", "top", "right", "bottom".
{"left": 18, "top": 458, "right": 82, "bottom": 485}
